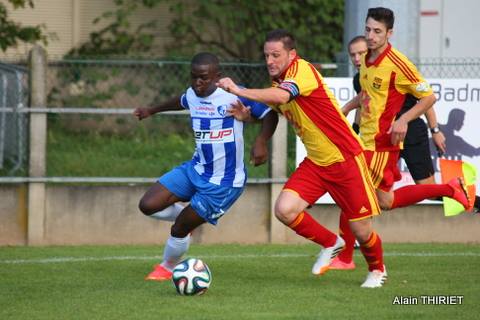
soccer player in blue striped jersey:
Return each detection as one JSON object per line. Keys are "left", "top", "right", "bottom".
{"left": 133, "top": 52, "right": 278, "bottom": 281}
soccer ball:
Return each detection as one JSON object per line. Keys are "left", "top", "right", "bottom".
{"left": 172, "top": 258, "right": 212, "bottom": 296}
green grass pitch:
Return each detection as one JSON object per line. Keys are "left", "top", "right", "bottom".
{"left": 1, "top": 243, "right": 479, "bottom": 319}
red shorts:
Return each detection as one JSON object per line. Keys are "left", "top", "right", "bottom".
{"left": 284, "top": 154, "right": 380, "bottom": 221}
{"left": 364, "top": 150, "right": 402, "bottom": 192}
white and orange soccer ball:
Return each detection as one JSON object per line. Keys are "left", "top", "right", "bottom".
{"left": 172, "top": 258, "right": 212, "bottom": 296}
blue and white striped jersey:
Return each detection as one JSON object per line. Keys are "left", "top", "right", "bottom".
{"left": 180, "top": 87, "right": 271, "bottom": 187}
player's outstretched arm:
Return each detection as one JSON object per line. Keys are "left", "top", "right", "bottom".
{"left": 217, "top": 77, "right": 289, "bottom": 106}
{"left": 133, "top": 96, "right": 183, "bottom": 120}
{"left": 250, "top": 111, "right": 279, "bottom": 166}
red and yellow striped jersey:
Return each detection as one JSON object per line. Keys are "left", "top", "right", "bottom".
{"left": 359, "top": 43, "right": 433, "bottom": 151}
{"left": 271, "top": 55, "right": 364, "bottom": 166}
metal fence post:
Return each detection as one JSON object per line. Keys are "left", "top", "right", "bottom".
{"left": 27, "top": 46, "right": 47, "bottom": 245}
{"left": 0, "top": 74, "right": 6, "bottom": 169}
{"left": 269, "top": 117, "right": 288, "bottom": 243}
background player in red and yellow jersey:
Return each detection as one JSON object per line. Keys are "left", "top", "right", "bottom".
{"left": 340, "top": 8, "right": 471, "bottom": 270}
{"left": 342, "top": 7, "right": 470, "bottom": 211}
{"left": 217, "top": 29, "right": 386, "bottom": 288}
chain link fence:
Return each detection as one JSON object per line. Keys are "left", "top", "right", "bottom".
{"left": 415, "top": 57, "right": 480, "bottom": 78}
{"left": 46, "top": 59, "right": 271, "bottom": 109}
{"left": 336, "top": 56, "right": 480, "bottom": 78}
{"left": 1, "top": 56, "right": 480, "bottom": 179}
{"left": 44, "top": 59, "right": 278, "bottom": 179}
{"left": 0, "top": 62, "right": 28, "bottom": 176}
{"left": 44, "top": 57, "right": 480, "bottom": 110}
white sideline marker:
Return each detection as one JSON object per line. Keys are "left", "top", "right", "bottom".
{"left": 1, "top": 252, "right": 479, "bottom": 265}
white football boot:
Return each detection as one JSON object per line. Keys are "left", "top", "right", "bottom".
{"left": 361, "top": 265, "right": 387, "bottom": 288}
{"left": 311, "top": 236, "right": 345, "bottom": 276}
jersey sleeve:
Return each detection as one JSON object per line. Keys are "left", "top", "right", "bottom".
{"left": 278, "top": 61, "right": 319, "bottom": 100}
{"left": 353, "top": 72, "right": 361, "bottom": 94}
{"left": 180, "top": 92, "right": 189, "bottom": 109}
{"left": 395, "top": 59, "right": 433, "bottom": 99}
{"left": 239, "top": 96, "right": 271, "bottom": 119}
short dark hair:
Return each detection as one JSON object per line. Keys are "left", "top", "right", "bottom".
{"left": 348, "top": 35, "right": 367, "bottom": 48}
{"left": 265, "top": 29, "right": 296, "bottom": 50}
{"left": 367, "top": 7, "right": 394, "bottom": 30}
{"left": 191, "top": 52, "right": 219, "bottom": 67}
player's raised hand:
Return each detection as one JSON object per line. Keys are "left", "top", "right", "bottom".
{"left": 217, "top": 77, "right": 241, "bottom": 95}
{"left": 227, "top": 100, "right": 252, "bottom": 122}
{"left": 133, "top": 107, "right": 151, "bottom": 120}
{"left": 388, "top": 118, "right": 408, "bottom": 145}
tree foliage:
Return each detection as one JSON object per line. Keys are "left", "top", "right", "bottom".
{"left": 164, "top": 0, "right": 345, "bottom": 61}
{"left": 70, "top": 0, "right": 344, "bottom": 61}
{"left": 0, "top": 0, "right": 47, "bottom": 52}
{"left": 68, "top": 0, "right": 157, "bottom": 57}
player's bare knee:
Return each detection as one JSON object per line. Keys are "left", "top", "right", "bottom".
{"left": 378, "top": 198, "right": 393, "bottom": 211}
{"left": 350, "top": 220, "right": 373, "bottom": 243}
{"left": 355, "top": 230, "right": 371, "bottom": 244}
{"left": 274, "top": 202, "right": 297, "bottom": 224}
{"left": 138, "top": 199, "right": 153, "bottom": 215}
{"left": 376, "top": 191, "right": 393, "bottom": 211}
{"left": 274, "top": 210, "right": 289, "bottom": 224}
{"left": 138, "top": 197, "right": 166, "bottom": 216}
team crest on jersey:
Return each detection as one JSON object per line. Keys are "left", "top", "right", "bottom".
{"left": 373, "top": 77, "right": 382, "bottom": 89}
{"left": 217, "top": 104, "right": 228, "bottom": 117}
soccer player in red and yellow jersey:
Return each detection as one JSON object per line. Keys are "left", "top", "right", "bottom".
{"left": 217, "top": 29, "right": 386, "bottom": 288}
{"left": 342, "top": 7, "right": 470, "bottom": 211}
{"left": 340, "top": 8, "right": 470, "bottom": 277}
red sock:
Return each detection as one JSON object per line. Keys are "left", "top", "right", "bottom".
{"left": 359, "top": 231, "right": 384, "bottom": 272}
{"left": 289, "top": 211, "right": 337, "bottom": 247}
{"left": 391, "top": 184, "right": 453, "bottom": 209}
{"left": 337, "top": 211, "right": 355, "bottom": 263}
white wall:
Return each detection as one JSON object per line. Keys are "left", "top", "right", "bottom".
{"left": 1, "top": 0, "right": 174, "bottom": 59}
{"left": 419, "top": 0, "right": 480, "bottom": 58}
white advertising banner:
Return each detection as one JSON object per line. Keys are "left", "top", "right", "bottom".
{"left": 295, "top": 78, "right": 480, "bottom": 204}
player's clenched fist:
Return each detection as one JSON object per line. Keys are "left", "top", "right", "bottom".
{"left": 217, "top": 77, "right": 241, "bottom": 95}
{"left": 133, "top": 107, "right": 152, "bottom": 120}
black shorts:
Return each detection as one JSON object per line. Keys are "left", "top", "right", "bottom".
{"left": 400, "top": 119, "right": 435, "bottom": 181}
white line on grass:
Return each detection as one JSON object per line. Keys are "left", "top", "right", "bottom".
{"left": 1, "top": 252, "right": 479, "bottom": 264}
